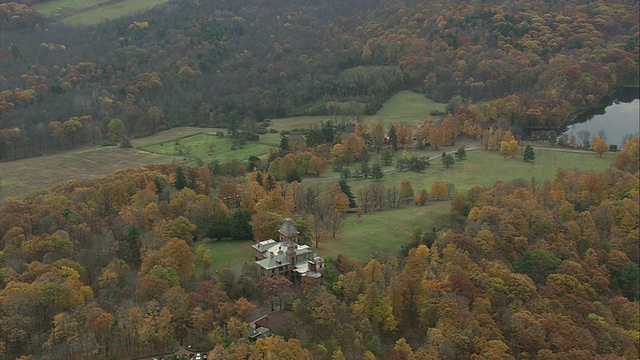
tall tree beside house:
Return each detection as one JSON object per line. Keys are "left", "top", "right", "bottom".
{"left": 229, "top": 210, "right": 254, "bottom": 240}
{"left": 317, "top": 185, "right": 350, "bottom": 238}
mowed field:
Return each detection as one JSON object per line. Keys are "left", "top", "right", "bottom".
{"left": 0, "top": 146, "right": 177, "bottom": 201}
{"left": 0, "top": 127, "right": 251, "bottom": 202}
{"left": 363, "top": 90, "right": 446, "bottom": 126}
{"left": 321, "top": 202, "right": 451, "bottom": 260}
{"left": 261, "top": 91, "right": 447, "bottom": 144}
{"left": 34, "top": 0, "right": 171, "bottom": 26}
{"left": 325, "top": 147, "right": 616, "bottom": 196}
{"left": 140, "top": 133, "right": 271, "bottom": 165}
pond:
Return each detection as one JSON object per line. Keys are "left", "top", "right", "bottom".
{"left": 563, "top": 88, "right": 640, "bottom": 148}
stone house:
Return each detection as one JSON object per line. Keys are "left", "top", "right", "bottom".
{"left": 252, "top": 218, "right": 324, "bottom": 280}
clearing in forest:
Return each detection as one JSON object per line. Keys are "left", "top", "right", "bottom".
{"left": 261, "top": 90, "right": 447, "bottom": 144}
{"left": 34, "top": 0, "right": 171, "bottom": 26}
{"left": 0, "top": 146, "right": 178, "bottom": 202}
{"left": 140, "top": 133, "right": 271, "bottom": 165}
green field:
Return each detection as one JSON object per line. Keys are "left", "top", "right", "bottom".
{"left": 261, "top": 91, "right": 446, "bottom": 144}
{"left": 321, "top": 202, "right": 450, "bottom": 260}
{"left": 314, "top": 147, "right": 615, "bottom": 196}
{"left": 140, "top": 133, "right": 271, "bottom": 164}
{"left": 364, "top": 90, "right": 447, "bottom": 126}
{"left": 260, "top": 116, "right": 332, "bottom": 145}
{"left": 194, "top": 240, "right": 256, "bottom": 274}
{"left": 35, "top": 0, "right": 171, "bottom": 26}
{"left": 130, "top": 127, "right": 221, "bottom": 147}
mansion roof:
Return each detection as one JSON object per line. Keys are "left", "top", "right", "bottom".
{"left": 278, "top": 217, "right": 299, "bottom": 238}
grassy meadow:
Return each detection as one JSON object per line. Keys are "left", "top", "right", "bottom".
{"left": 0, "top": 89, "right": 619, "bottom": 266}
{"left": 260, "top": 116, "right": 332, "bottom": 145}
{"left": 316, "top": 147, "right": 615, "bottom": 196}
{"left": 260, "top": 91, "right": 446, "bottom": 144}
{"left": 140, "top": 133, "right": 271, "bottom": 164}
{"left": 194, "top": 240, "right": 256, "bottom": 275}
{"left": 364, "top": 90, "right": 446, "bottom": 126}
{"left": 321, "top": 202, "right": 451, "bottom": 260}
{"left": 0, "top": 146, "right": 178, "bottom": 202}
{"left": 35, "top": 0, "right": 171, "bottom": 25}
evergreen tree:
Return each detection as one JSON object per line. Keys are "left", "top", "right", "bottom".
{"left": 266, "top": 174, "right": 276, "bottom": 191}
{"left": 455, "top": 146, "right": 466, "bottom": 160}
{"left": 279, "top": 135, "right": 290, "bottom": 153}
{"left": 408, "top": 156, "right": 429, "bottom": 172}
{"left": 360, "top": 161, "right": 370, "bottom": 178}
{"left": 372, "top": 162, "right": 384, "bottom": 180}
{"left": 340, "top": 167, "right": 352, "bottom": 180}
{"left": 339, "top": 179, "right": 357, "bottom": 209}
{"left": 229, "top": 210, "right": 254, "bottom": 240}
{"left": 119, "top": 224, "right": 141, "bottom": 266}
{"left": 388, "top": 124, "right": 398, "bottom": 153}
{"left": 442, "top": 154, "right": 455, "bottom": 167}
{"left": 381, "top": 149, "right": 394, "bottom": 165}
{"left": 286, "top": 169, "right": 302, "bottom": 183}
{"left": 174, "top": 166, "right": 187, "bottom": 189}
{"left": 523, "top": 145, "right": 535, "bottom": 162}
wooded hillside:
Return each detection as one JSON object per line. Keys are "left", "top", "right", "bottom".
{"left": 1, "top": 0, "right": 638, "bottom": 160}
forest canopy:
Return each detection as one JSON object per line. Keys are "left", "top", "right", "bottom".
{"left": 0, "top": 143, "right": 638, "bottom": 359}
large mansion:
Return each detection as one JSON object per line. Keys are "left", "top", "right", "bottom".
{"left": 252, "top": 218, "right": 324, "bottom": 280}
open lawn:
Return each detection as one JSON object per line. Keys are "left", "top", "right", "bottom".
{"left": 260, "top": 116, "right": 332, "bottom": 145}
{"left": 261, "top": 91, "right": 446, "bottom": 144}
{"left": 364, "top": 90, "right": 446, "bottom": 126}
{"left": 0, "top": 126, "right": 272, "bottom": 202}
{"left": 35, "top": 0, "right": 109, "bottom": 18}
{"left": 0, "top": 146, "right": 178, "bottom": 202}
{"left": 320, "top": 202, "right": 450, "bottom": 260}
{"left": 194, "top": 203, "right": 450, "bottom": 271}
{"left": 140, "top": 133, "right": 271, "bottom": 164}
{"left": 130, "top": 127, "right": 222, "bottom": 147}
{"left": 314, "top": 147, "right": 615, "bottom": 196}
{"left": 35, "top": 0, "right": 171, "bottom": 26}
{"left": 194, "top": 240, "right": 256, "bottom": 274}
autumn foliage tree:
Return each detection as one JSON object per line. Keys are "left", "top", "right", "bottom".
{"left": 591, "top": 137, "right": 608, "bottom": 157}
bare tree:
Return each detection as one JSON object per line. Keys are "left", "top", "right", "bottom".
{"left": 577, "top": 130, "right": 591, "bottom": 148}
